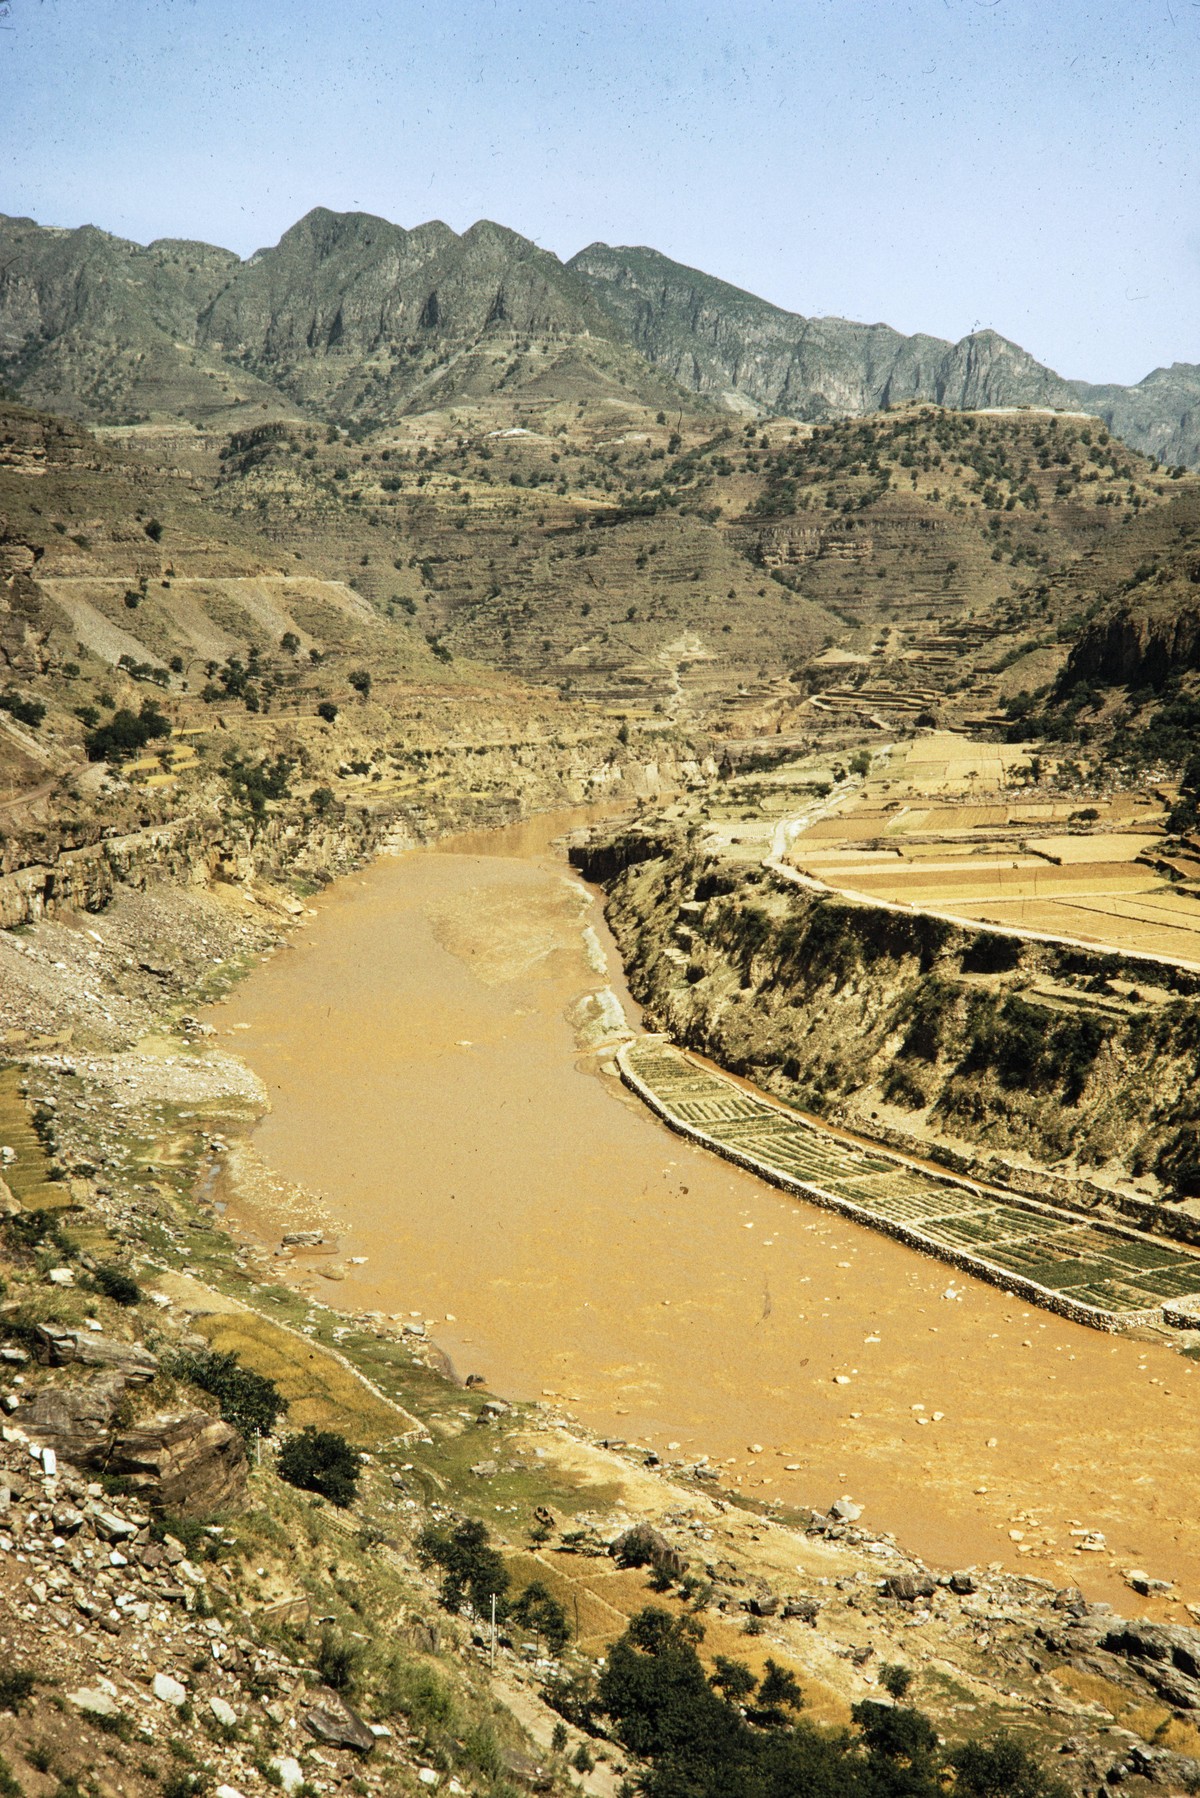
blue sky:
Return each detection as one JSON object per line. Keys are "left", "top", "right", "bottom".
{"left": 3, "top": 0, "right": 1197, "bottom": 385}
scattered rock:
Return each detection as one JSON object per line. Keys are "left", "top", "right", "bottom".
{"left": 210, "top": 1696, "right": 238, "bottom": 1727}
{"left": 273, "top": 1758, "right": 304, "bottom": 1794}
{"left": 152, "top": 1671, "right": 187, "bottom": 1707}
{"left": 67, "top": 1687, "right": 120, "bottom": 1719}
{"left": 1126, "top": 1569, "right": 1174, "bottom": 1596}
{"left": 301, "top": 1685, "right": 376, "bottom": 1754}
{"left": 829, "top": 1495, "right": 862, "bottom": 1522}
{"left": 52, "top": 1502, "right": 85, "bottom": 1535}
{"left": 93, "top": 1509, "right": 138, "bottom": 1542}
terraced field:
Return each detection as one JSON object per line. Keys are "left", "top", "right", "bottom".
{"left": 619, "top": 1039, "right": 1200, "bottom": 1330}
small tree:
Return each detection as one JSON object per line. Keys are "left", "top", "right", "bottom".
{"left": 879, "top": 1662, "right": 913, "bottom": 1701}
{"left": 417, "top": 1517, "right": 510, "bottom": 1619}
{"left": 317, "top": 700, "right": 338, "bottom": 722}
{"left": 710, "top": 1656, "right": 756, "bottom": 1704}
{"left": 277, "top": 1426, "right": 361, "bottom": 1506}
{"left": 754, "top": 1659, "right": 804, "bottom": 1726}
{"left": 348, "top": 669, "right": 372, "bottom": 698}
{"left": 511, "top": 1580, "right": 570, "bottom": 1655}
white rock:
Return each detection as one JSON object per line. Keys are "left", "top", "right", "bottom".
{"left": 47, "top": 1268, "right": 74, "bottom": 1286}
{"left": 210, "top": 1696, "right": 238, "bottom": 1727}
{"left": 67, "top": 1687, "right": 120, "bottom": 1718}
{"left": 273, "top": 1758, "right": 304, "bottom": 1794}
{"left": 216, "top": 1786, "right": 248, "bottom": 1798}
{"left": 40, "top": 1448, "right": 57, "bottom": 1477}
{"left": 152, "top": 1672, "right": 187, "bottom": 1707}
{"left": 417, "top": 1773, "right": 440, "bottom": 1789}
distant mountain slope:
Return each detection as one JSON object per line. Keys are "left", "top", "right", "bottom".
{"left": 2, "top": 209, "right": 1197, "bottom": 462}
{"left": 569, "top": 242, "right": 1200, "bottom": 465}
{"left": 0, "top": 210, "right": 691, "bottom": 425}
{"left": 0, "top": 214, "right": 291, "bottom": 422}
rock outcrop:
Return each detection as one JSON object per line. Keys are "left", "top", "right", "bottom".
{"left": 103, "top": 1410, "right": 248, "bottom": 1516}
{"left": 34, "top": 1324, "right": 159, "bottom": 1381}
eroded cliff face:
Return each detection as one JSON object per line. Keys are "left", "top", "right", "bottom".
{"left": 582, "top": 826, "right": 1200, "bottom": 1219}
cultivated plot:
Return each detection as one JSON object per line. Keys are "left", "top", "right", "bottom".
{"left": 620, "top": 1040, "right": 1200, "bottom": 1329}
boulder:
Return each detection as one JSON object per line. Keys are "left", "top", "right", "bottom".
{"left": 34, "top": 1325, "right": 158, "bottom": 1381}
{"left": 152, "top": 1672, "right": 187, "bottom": 1707}
{"left": 883, "top": 1573, "right": 936, "bottom": 1602}
{"left": 105, "top": 1410, "right": 248, "bottom": 1516}
{"left": 829, "top": 1495, "right": 862, "bottom": 1523}
{"left": 67, "top": 1687, "right": 121, "bottom": 1719}
{"left": 1102, "top": 1619, "right": 1200, "bottom": 1690}
{"left": 301, "top": 1686, "right": 376, "bottom": 1754}
{"left": 611, "top": 1522, "right": 671, "bottom": 1569}
{"left": 93, "top": 1510, "right": 137, "bottom": 1542}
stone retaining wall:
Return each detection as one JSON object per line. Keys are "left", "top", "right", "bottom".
{"left": 616, "top": 1040, "right": 1165, "bottom": 1334}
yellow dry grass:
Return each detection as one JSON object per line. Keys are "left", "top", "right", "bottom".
{"left": 1051, "top": 1665, "right": 1200, "bottom": 1756}
{"left": 0, "top": 1066, "right": 73, "bottom": 1211}
{"left": 190, "top": 1304, "right": 414, "bottom": 1444}
{"left": 502, "top": 1547, "right": 852, "bottom": 1727}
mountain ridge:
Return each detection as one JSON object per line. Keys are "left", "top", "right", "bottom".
{"left": 2, "top": 207, "right": 1196, "bottom": 462}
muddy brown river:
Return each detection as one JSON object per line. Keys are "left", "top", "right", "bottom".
{"left": 218, "top": 809, "right": 1200, "bottom": 1614}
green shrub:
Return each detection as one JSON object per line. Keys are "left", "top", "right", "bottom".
{"left": 0, "top": 692, "right": 45, "bottom": 729}
{"left": 91, "top": 1263, "right": 142, "bottom": 1307}
{"left": 380, "top": 1656, "right": 456, "bottom": 1733}
{"left": 174, "top": 1347, "right": 285, "bottom": 1441}
{"left": 316, "top": 1628, "right": 360, "bottom": 1693}
{"left": 277, "top": 1426, "right": 360, "bottom": 1506}
{"left": 879, "top": 1662, "right": 913, "bottom": 1700}
{"left": 0, "top": 1668, "right": 35, "bottom": 1713}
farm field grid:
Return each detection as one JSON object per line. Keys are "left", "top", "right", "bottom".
{"left": 781, "top": 733, "right": 1200, "bottom": 966}
{"left": 620, "top": 1038, "right": 1200, "bottom": 1328}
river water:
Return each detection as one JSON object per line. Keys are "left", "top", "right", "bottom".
{"left": 217, "top": 809, "right": 1200, "bottom": 1612}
